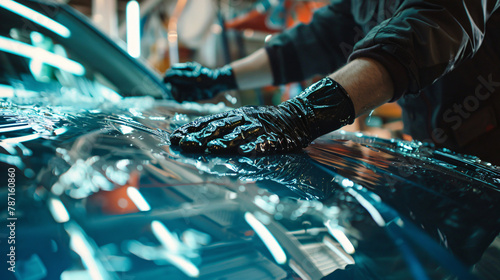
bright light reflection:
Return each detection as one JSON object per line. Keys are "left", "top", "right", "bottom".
{"left": 244, "top": 212, "right": 286, "bottom": 264}
{"left": 29, "top": 59, "right": 44, "bottom": 78}
{"left": 0, "top": 84, "right": 38, "bottom": 98}
{"left": 0, "top": 133, "right": 41, "bottom": 144}
{"left": 161, "top": 252, "right": 199, "bottom": 278}
{"left": 53, "top": 127, "right": 68, "bottom": 135}
{"left": 347, "top": 188, "right": 386, "bottom": 227}
{"left": 0, "top": 0, "right": 71, "bottom": 38}
{"left": 126, "top": 0, "right": 140, "bottom": 58}
{"left": 0, "top": 124, "right": 32, "bottom": 133}
{"left": 151, "top": 220, "right": 180, "bottom": 253}
{"left": 127, "top": 187, "right": 151, "bottom": 211}
{"left": 70, "top": 234, "right": 103, "bottom": 280}
{"left": 30, "top": 31, "right": 44, "bottom": 43}
{"left": 48, "top": 197, "right": 70, "bottom": 223}
{"left": 150, "top": 220, "right": 199, "bottom": 277}
{"left": 60, "top": 270, "right": 92, "bottom": 280}
{"left": 0, "top": 84, "right": 14, "bottom": 98}
{"left": 324, "top": 222, "right": 355, "bottom": 254}
{"left": 65, "top": 223, "right": 105, "bottom": 280}
{"left": 116, "top": 159, "right": 130, "bottom": 170}
{"left": 0, "top": 36, "right": 85, "bottom": 76}
{"left": 119, "top": 125, "right": 134, "bottom": 135}
{"left": 341, "top": 178, "right": 354, "bottom": 187}
{"left": 323, "top": 237, "right": 355, "bottom": 264}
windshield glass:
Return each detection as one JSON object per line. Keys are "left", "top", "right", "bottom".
{"left": 0, "top": 0, "right": 167, "bottom": 106}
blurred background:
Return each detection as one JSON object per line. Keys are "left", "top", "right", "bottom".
{"left": 64, "top": 0, "right": 404, "bottom": 139}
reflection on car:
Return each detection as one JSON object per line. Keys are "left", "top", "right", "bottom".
{"left": 1, "top": 1, "right": 500, "bottom": 280}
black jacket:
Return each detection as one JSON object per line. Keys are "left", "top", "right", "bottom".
{"left": 265, "top": 0, "right": 500, "bottom": 164}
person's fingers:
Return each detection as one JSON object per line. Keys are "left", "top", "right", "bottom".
{"left": 168, "top": 83, "right": 184, "bottom": 102}
{"left": 163, "top": 63, "right": 200, "bottom": 85}
{"left": 169, "top": 84, "right": 197, "bottom": 102}
{"left": 168, "top": 62, "right": 199, "bottom": 72}
{"left": 237, "top": 132, "right": 302, "bottom": 155}
{"left": 169, "top": 132, "right": 183, "bottom": 146}
{"left": 239, "top": 134, "right": 276, "bottom": 155}
{"left": 170, "top": 113, "right": 229, "bottom": 144}
{"left": 167, "top": 144, "right": 183, "bottom": 156}
{"left": 206, "top": 123, "right": 264, "bottom": 153}
{"left": 163, "top": 70, "right": 196, "bottom": 85}
{"left": 178, "top": 115, "right": 247, "bottom": 152}
{"left": 169, "top": 81, "right": 218, "bottom": 102}
{"left": 171, "top": 105, "right": 308, "bottom": 155}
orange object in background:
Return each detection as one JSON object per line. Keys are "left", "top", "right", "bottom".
{"left": 225, "top": 1, "right": 327, "bottom": 32}
{"left": 145, "top": 8, "right": 194, "bottom": 73}
{"left": 98, "top": 185, "right": 139, "bottom": 215}
{"left": 286, "top": 1, "right": 327, "bottom": 27}
{"left": 148, "top": 44, "right": 192, "bottom": 74}
{"left": 90, "top": 171, "right": 141, "bottom": 215}
{"left": 373, "top": 103, "right": 402, "bottom": 119}
{"left": 225, "top": 1, "right": 328, "bottom": 106}
{"left": 226, "top": 9, "right": 282, "bottom": 33}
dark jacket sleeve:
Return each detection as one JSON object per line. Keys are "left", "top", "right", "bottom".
{"left": 265, "top": 1, "right": 361, "bottom": 85}
{"left": 349, "top": 0, "right": 500, "bottom": 101}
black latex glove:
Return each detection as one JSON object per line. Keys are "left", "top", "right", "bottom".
{"left": 163, "top": 62, "right": 238, "bottom": 102}
{"left": 170, "top": 77, "right": 355, "bottom": 155}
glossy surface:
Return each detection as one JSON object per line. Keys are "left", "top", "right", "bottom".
{"left": 1, "top": 1, "right": 500, "bottom": 280}
{"left": 1, "top": 98, "right": 500, "bottom": 280}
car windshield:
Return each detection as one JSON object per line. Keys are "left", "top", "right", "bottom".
{"left": 0, "top": 0, "right": 167, "bottom": 106}
{"left": 2, "top": 2, "right": 500, "bottom": 280}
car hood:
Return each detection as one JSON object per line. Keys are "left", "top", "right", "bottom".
{"left": 1, "top": 98, "right": 500, "bottom": 280}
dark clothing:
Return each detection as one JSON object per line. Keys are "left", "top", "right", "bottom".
{"left": 265, "top": 0, "right": 500, "bottom": 164}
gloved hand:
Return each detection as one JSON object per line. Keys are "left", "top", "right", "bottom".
{"left": 170, "top": 77, "right": 355, "bottom": 155}
{"left": 163, "top": 62, "right": 238, "bottom": 102}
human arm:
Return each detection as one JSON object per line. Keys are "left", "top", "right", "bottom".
{"left": 162, "top": 44, "right": 394, "bottom": 115}
{"left": 163, "top": 1, "right": 358, "bottom": 102}
{"left": 349, "top": 0, "right": 500, "bottom": 100}
{"left": 329, "top": 58, "right": 393, "bottom": 117}
{"left": 168, "top": 0, "right": 500, "bottom": 155}
{"left": 264, "top": 0, "right": 500, "bottom": 99}
{"left": 169, "top": 57, "right": 393, "bottom": 154}
{"left": 162, "top": 48, "right": 272, "bottom": 102}
{"left": 230, "top": 48, "right": 273, "bottom": 90}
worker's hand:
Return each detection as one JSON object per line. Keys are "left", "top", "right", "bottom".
{"left": 170, "top": 77, "right": 355, "bottom": 155}
{"left": 163, "top": 62, "right": 238, "bottom": 102}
